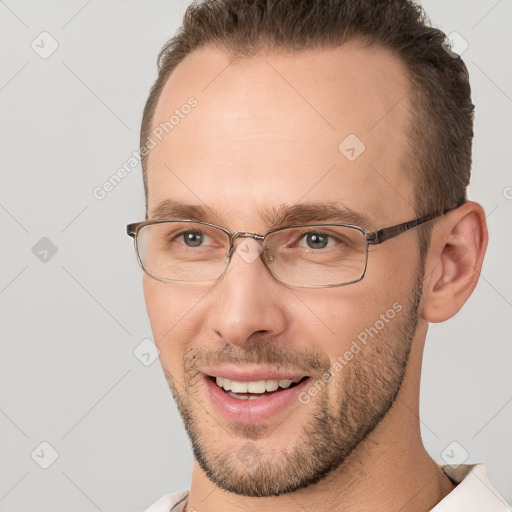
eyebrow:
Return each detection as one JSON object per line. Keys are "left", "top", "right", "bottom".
{"left": 149, "top": 199, "right": 375, "bottom": 231}
{"left": 149, "top": 199, "right": 211, "bottom": 222}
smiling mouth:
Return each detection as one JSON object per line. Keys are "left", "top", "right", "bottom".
{"left": 208, "top": 375, "right": 309, "bottom": 400}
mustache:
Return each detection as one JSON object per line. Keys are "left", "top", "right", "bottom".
{"left": 184, "top": 337, "right": 331, "bottom": 378}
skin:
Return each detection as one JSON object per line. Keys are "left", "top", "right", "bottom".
{"left": 142, "top": 42, "right": 488, "bottom": 511}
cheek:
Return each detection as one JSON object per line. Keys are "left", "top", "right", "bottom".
{"left": 142, "top": 276, "right": 207, "bottom": 365}
{"left": 294, "top": 272, "right": 407, "bottom": 359}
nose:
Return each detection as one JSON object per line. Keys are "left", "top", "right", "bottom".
{"left": 207, "top": 237, "right": 287, "bottom": 348}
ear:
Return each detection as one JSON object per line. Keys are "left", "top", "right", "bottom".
{"left": 421, "top": 201, "right": 488, "bottom": 323}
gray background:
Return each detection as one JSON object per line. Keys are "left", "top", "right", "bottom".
{"left": 0, "top": 1, "right": 510, "bottom": 510}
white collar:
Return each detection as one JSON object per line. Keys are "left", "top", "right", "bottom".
{"left": 432, "top": 464, "right": 511, "bottom": 511}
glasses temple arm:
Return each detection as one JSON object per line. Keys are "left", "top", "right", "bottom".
{"left": 366, "top": 198, "right": 466, "bottom": 245}
{"left": 366, "top": 214, "right": 437, "bottom": 244}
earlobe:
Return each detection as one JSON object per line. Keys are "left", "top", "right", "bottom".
{"left": 421, "top": 202, "right": 488, "bottom": 323}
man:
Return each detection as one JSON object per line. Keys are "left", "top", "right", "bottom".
{"left": 127, "top": 0, "right": 510, "bottom": 510}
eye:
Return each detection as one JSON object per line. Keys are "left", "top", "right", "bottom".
{"left": 178, "top": 230, "right": 211, "bottom": 247}
{"left": 299, "top": 232, "right": 336, "bottom": 250}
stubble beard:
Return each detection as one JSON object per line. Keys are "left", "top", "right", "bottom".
{"left": 164, "top": 275, "right": 423, "bottom": 497}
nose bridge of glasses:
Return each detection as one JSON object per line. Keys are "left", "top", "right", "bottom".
{"left": 231, "top": 232, "right": 265, "bottom": 242}
{"left": 226, "top": 231, "right": 266, "bottom": 259}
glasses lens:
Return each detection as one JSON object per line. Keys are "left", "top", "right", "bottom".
{"left": 136, "top": 222, "right": 230, "bottom": 283}
{"left": 265, "top": 225, "right": 367, "bottom": 287}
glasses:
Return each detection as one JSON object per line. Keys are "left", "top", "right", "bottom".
{"left": 126, "top": 207, "right": 455, "bottom": 289}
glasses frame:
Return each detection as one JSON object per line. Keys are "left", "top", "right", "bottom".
{"left": 126, "top": 202, "right": 462, "bottom": 288}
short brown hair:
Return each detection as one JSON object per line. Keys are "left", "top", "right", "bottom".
{"left": 140, "top": 0, "right": 474, "bottom": 256}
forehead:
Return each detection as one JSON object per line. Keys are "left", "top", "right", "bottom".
{"left": 146, "top": 43, "right": 415, "bottom": 229}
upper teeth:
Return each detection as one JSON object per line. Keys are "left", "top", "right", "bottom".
{"left": 215, "top": 376, "right": 303, "bottom": 393}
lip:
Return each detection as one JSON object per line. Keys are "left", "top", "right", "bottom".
{"left": 204, "top": 373, "right": 311, "bottom": 424}
{"left": 202, "top": 366, "right": 307, "bottom": 382}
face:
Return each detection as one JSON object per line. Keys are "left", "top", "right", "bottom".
{"left": 143, "top": 42, "right": 424, "bottom": 496}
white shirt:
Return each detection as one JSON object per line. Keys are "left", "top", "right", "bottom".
{"left": 143, "top": 464, "right": 511, "bottom": 512}
{"left": 432, "top": 464, "right": 511, "bottom": 511}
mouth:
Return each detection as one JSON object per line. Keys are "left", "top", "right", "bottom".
{"left": 208, "top": 375, "right": 309, "bottom": 400}
{"left": 203, "top": 371, "right": 312, "bottom": 424}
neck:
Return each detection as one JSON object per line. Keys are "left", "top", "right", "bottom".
{"left": 187, "top": 325, "right": 454, "bottom": 511}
